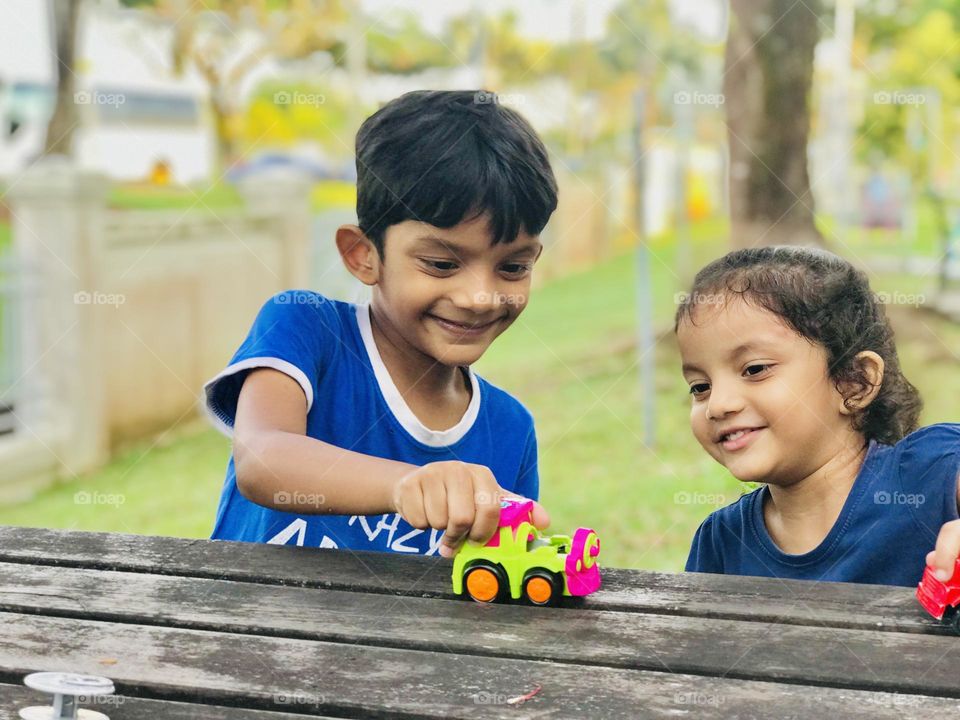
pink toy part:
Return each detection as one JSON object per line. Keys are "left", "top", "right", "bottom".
{"left": 565, "top": 527, "right": 601, "bottom": 596}
{"left": 483, "top": 498, "right": 534, "bottom": 548}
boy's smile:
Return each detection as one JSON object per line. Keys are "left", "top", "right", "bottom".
{"left": 677, "top": 295, "right": 858, "bottom": 487}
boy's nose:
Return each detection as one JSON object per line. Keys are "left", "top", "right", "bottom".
{"left": 451, "top": 278, "right": 501, "bottom": 313}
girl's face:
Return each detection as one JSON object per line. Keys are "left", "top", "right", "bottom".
{"left": 676, "top": 295, "right": 855, "bottom": 486}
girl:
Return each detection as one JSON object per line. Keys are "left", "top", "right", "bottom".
{"left": 676, "top": 246, "right": 960, "bottom": 587}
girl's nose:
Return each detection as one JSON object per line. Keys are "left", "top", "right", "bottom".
{"left": 705, "top": 384, "right": 745, "bottom": 420}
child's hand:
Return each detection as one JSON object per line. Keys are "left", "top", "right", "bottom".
{"left": 392, "top": 461, "right": 550, "bottom": 558}
{"left": 926, "top": 519, "right": 960, "bottom": 581}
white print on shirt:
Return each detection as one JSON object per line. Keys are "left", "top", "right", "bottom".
{"left": 266, "top": 518, "right": 307, "bottom": 546}
{"left": 266, "top": 515, "right": 442, "bottom": 554}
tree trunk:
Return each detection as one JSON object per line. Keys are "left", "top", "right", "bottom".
{"left": 724, "top": 0, "right": 824, "bottom": 248}
{"left": 44, "top": 0, "right": 81, "bottom": 157}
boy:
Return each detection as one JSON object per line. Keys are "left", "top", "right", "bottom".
{"left": 204, "top": 90, "right": 557, "bottom": 557}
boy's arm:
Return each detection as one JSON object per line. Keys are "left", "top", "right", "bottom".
{"left": 232, "top": 368, "right": 548, "bottom": 556}
{"left": 233, "top": 367, "right": 410, "bottom": 516}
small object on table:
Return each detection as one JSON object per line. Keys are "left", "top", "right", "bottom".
{"left": 19, "top": 672, "right": 115, "bottom": 720}
{"left": 916, "top": 558, "right": 960, "bottom": 634}
{"left": 452, "top": 498, "right": 601, "bottom": 606}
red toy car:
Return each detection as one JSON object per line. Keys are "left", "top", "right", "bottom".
{"left": 916, "top": 558, "right": 960, "bottom": 633}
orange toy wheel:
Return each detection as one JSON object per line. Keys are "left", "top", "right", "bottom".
{"left": 464, "top": 563, "right": 505, "bottom": 603}
{"left": 523, "top": 570, "right": 560, "bottom": 606}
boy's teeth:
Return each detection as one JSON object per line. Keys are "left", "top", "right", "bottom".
{"left": 725, "top": 430, "right": 746, "bottom": 441}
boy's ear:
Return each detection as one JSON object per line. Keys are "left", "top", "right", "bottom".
{"left": 336, "top": 225, "right": 380, "bottom": 286}
{"left": 838, "top": 351, "right": 886, "bottom": 414}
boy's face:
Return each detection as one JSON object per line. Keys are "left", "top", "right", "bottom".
{"left": 676, "top": 296, "right": 855, "bottom": 487}
{"left": 371, "top": 213, "right": 542, "bottom": 368}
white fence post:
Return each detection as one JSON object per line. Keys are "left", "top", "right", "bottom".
{"left": 237, "top": 170, "right": 313, "bottom": 288}
{"left": 6, "top": 158, "right": 110, "bottom": 478}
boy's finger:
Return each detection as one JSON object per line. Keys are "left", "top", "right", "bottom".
{"left": 438, "top": 532, "right": 464, "bottom": 558}
{"left": 530, "top": 500, "right": 551, "bottom": 530}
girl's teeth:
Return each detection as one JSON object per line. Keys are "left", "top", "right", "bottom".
{"left": 726, "top": 430, "right": 746, "bottom": 441}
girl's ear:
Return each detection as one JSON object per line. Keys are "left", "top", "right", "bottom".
{"left": 839, "top": 351, "right": 886, "bottom": 414}
{"left": 336, "top": 225, "right": 380, "bottom": 286}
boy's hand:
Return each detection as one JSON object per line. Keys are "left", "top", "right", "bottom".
{"left": 392, "top": 460, "right": 550, "bottom": 559}
{"left": 927, "top": 519, "right": 960, "bottom": 581}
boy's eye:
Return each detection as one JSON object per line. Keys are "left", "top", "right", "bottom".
{"left": 688, "top": 383, "right": 710, "bottom": 397}
{"left": 422, "top": 259, "right": 459, "bottom": 272}
{"left": 743, "top": 364, "right": 772, "bottom": 378}
{"left": 501, "top": 263, "right": 532, "bottom": 277}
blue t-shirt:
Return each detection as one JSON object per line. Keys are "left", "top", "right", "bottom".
{"left": 685, "top": 424, "right": 960, "bottom": 587}
{"left": 204, "top": 291, "right": 539, "bottom": 555}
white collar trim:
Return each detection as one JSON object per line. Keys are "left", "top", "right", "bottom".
{"left": 355, "top": 303, "right": 481, "bottom": 447}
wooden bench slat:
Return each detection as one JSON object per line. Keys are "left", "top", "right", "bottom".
{"left": 0, "top": 612, "right": 955, "bottom": 719}
{"left": 0, "top": 562, "right": 956, "bottom": 697}
{"left": 0, "top": 684, "right": 338, "bottom": 720}
{"left": 0, "top": 526, "right": 930, "bottom": 633}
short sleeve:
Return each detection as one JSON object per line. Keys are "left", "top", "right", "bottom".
{"left": 685, "top": 514, "right": 724, "bottom": 574}
{"left": 897, "top": 423, "right": 960, "bottom": 529}
{"left": 513, "top": 420, "right": 539, "bottom": 501}
{"left": 203, "top": 291, "right": 339, "bottom": 435}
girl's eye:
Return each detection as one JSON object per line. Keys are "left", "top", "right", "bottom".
{"left": 688, "top": 383, "right": 710, "bottom": 397}
{"left": 743, "top": 364, "right": 772, "bottom": 378}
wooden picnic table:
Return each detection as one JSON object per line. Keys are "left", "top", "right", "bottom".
{"left": 0, "top": 525, "right": 958, "bottom": 719}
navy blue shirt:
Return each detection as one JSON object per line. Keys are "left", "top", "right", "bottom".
{"left": 204, "top": 291, "right": 539, "bottom": 554}
{"left": 685, "top": 424, "right": 960, "bottom": 587}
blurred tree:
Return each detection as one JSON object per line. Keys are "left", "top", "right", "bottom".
{"left": 855, "top": 3, "right": 960, "bottom": 186}
{"left": 725, "top": 0, "right": 825, "bottom": 247}
{"left": 43, "top": 0, "right": 81, "bottom": 156}
{"left": 124, "top": 0, "right": 349, "bottom": 170}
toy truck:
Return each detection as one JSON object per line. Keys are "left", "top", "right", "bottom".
{"left": 917, "top": 558, "right": 960, "bottom": 634}
{"left": 452, "top": 498, "right": 601, "bottom": 606}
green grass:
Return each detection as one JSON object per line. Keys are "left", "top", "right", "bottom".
{"left": 0, "top": 218, "right": 957, "bottom": 571}
{"left": 108, "top": 180, "right": 354, "bottom": 213}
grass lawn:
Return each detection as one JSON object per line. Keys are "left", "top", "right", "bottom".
{"left": 108, "top": 180, "right": 355, "bottom": 213}
{"left": 0, "top": 218, "right": 957, "bottom": 571}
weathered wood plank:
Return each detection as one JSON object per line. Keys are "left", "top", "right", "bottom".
{"left": 0, "top": 612, "right": 958, "bottom": 719}
{"left": 0, "top": 683, "right": 337, "bottom": 720}
{"left": 0, "top": 526, "right": 933, "bottom": 633}
{"left": 0, "top": 563, "right": 956, "bottom": 697}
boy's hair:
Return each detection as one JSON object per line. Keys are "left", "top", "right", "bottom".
{"left": 674, "top": 246, "right": 922, "bottom": 445}
{"left": 355, "top": 90, "right": 558, "bottom": 257}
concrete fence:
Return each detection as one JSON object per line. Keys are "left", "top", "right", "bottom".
{"left": 0, "top": 159, "right": 312, "bottom": 501}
